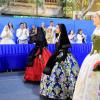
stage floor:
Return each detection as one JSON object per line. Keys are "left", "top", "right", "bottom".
{"left": 0, "top": 72, "right": 42, "bottom": 100}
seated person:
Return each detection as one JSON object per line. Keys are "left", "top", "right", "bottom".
{"left": 68, "top": 29, "right": 76, "bottom": 43}
{"left": 0, "top": 25, "right": 15, "bottom": 44}
{"left": 16, "top": 23, "right": 29, "bottom": 44}
{"left": 29, "top": 25, "right": 37, "bottom": 44}
{"left": 76, "top": 29, "right": 86, "bottom": 43}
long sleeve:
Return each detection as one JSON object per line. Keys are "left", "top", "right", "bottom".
{"left": 25, "top": 29, "right": 29, "bottom": 37}
{"left": 16, "top": 29, "right": 22, "bottom": 38}
{"left": 9, "top": 31, "right": 14, "bottom": 38}
{"left": 0, "top": 30, "right": 13, "bottom": 39}
{"left": 39, "top": 46, "right": 43, "bottom": 55}
{"left": 0, "top": 31, "right": 7, "bottom": 38}
{"left": 35, "top": 43, "right": 43, "bottom": 56}
{"left": 16, "top": 29, "right": 29, "bottom": 40}
{"left": 60, "top": 48, "right": 68, "bottom": 61}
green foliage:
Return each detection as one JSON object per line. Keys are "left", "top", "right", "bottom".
{"left": 34, "top": 0, "right": 43, "bottom": 6}
{"left": 0, "top": 0, "right": 6, "bottom": 4}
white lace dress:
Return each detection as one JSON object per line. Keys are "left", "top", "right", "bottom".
{"left": 73, "top": 28, "right": 100, "bottom": 100}
{"left": 0, "top": 27, "right": 15, "bottom": 44}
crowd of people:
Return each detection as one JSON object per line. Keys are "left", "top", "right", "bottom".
{"left": 0, "top": 11, "right": 99, "bottom": 100}
{"left": 0, "top": 21, "right": 86, "bottom": 44}
{"left": 68, "top": 29, "right": 86, "bottom": 43}
{"left": 23, "top": 11, "right": 100, "bottom": 100}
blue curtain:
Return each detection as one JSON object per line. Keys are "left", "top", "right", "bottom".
{"left": 0, "top": 44, "right": 92, "bottom": 72}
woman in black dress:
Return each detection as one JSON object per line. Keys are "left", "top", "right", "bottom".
{"left": 40, "top": 24, "right": 79, "bottom": 100}
{"left": 24, "top": 27, "right": 51, "bottom": 81}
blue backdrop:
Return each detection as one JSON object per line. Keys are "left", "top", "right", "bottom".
{"left": 0, "top": 16, "right": 95, "bottom": 43}
{"left": 0, "top": 17, "right": 94, "bottom": 72}
{"left": 0, "top": 44, "right": 92, "bottom": 72}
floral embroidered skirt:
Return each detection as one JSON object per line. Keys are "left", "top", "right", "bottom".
{"left": 40, "top": 52, "right": 79, "bottom": 100}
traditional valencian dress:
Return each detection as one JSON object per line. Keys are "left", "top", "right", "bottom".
{"left": 40, "top": 30, "right": 79, "bottom": 100}
{"left": 0, "top": 26, "right": 15, "bottom": 44}
{"left": 73, "top": 28, "right": 100, "bottom": 100}
{"left": 24, "top": 27, "right": 51, "bottom": 81}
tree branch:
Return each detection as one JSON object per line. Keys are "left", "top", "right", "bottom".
{"left": 81, "top": 0, "right": 95, "bottom": 18}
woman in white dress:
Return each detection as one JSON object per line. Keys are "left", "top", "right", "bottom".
{"left": 0, "top": 25, "right": 15, "bottom": 44}
{"left": 73, "top": 11, "right": 100, "bottom": 100}
{"left": 8, "top": 22, "right": 16, "bottom": 43}
{"left": 68, "top": 30, "right": 76, "bottom": 43}
{"left": 76, "top": 29, "right": 86, "bottom": 43}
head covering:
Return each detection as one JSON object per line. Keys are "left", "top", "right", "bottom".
{"left": 58, "top": 24, "right": 71, "bottom": 49}
{"left": 36, "top": 27, "right": 47, "bottom": 47}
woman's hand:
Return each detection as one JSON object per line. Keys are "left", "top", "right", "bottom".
{"left": 61, "top": 61, "right": 64, "bottom": 64}
{"left": 93, "top": 61, "right": 100, "bottom": 71}
{"left": 39, "top": 54, "right": 42, "bottom": 59}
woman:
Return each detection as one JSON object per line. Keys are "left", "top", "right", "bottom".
{"left": 8, "top": 22, "right": 16, "bottom": 43}
{"left": 8, "top": 22, "right": 14, "bottom": 33}
{"left": 68, "top": 30, "right": 76, "bottom": 43}
{"left": 40, "top": 24, "right": 79, "bottom": 100}
{"left": 24, "top": 27, "right": 51, "bottom": 81}
{"left": 73, "top": 11, "right": 100, "bottom": 100}
{"left": 29, "top": 25, "right": 37, "bottom": 44}
{"left": 41, "top": 22, "right": 46, "bottom": 35}
{"left": 76, "top": 29, "right": 86, "bottom": 43}
{"left": 0, "top": 25, "right": 15, "bottom": 44}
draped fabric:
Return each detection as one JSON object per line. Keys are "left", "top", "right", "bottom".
{"left": 24, "top": 48, "right": 51, "bottom": 81}
{"left": 0, "top": 44, "right": 92, "bottom": 72}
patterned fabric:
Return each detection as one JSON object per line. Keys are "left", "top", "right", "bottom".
{"left": 40, "top": 52, "right": 79, "bottom": 100}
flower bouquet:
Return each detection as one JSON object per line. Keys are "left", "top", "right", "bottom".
{"left": 93, "top": 61, "right": 100, "bottom": 71}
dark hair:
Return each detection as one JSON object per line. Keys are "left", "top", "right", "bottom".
{"left": 36, "top": 27, "right": 47, "bottom": 47}
{"left": 77, "top": 29, "right": 82, "bottom": 34}
{"left": 58, "top": 24, "right": 71, "bottom": 49}
{"left": 8, "top": 22, "right": 14, "bottom": 29}
{"left": 50, "top": 21, "right": 53, "bottom": 23}
{"left": 20, "top": 22, "right": 24, "bottom": 25}
{"left": 69, "top": 30, "right": 74, "bottom": 35}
